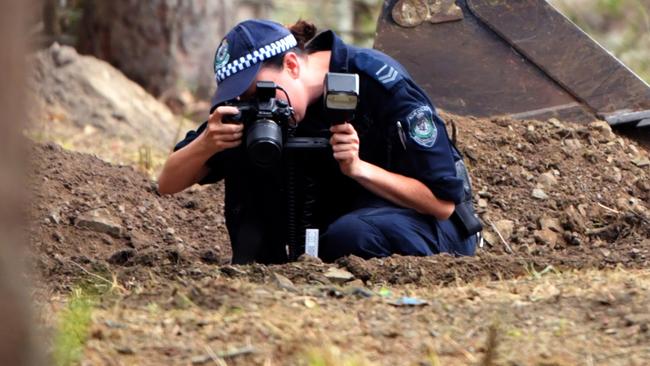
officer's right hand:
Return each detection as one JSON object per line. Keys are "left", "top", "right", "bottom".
{"left": 199, "top": 106, "right": 244, "bottom": 154}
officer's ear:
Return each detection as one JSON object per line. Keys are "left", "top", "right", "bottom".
{"left": 282, "top": 52, "right": 301, "bottom": 79}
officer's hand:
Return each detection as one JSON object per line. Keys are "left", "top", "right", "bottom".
{"left": 330, "top": 123, "right": 362, "bottom": 177}
{"left": 200, "top": 106, "right": 244, "bottom": 154}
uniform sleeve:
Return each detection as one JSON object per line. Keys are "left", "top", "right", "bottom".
{"left": 174, "top": 121, "right": 228, "bottom": 185}
{"left": 374, "top": 80, "right": 465, "bottom": 204}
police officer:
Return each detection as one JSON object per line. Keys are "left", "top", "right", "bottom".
{"left": 158, "top": 19, "right": 477, "bottom": 264}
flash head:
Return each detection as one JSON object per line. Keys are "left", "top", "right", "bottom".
{"left": 324, "top": 72, "right": 359, "bottom": 124}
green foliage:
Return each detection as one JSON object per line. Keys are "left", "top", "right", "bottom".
{"left": 597, "top": 0, "right": 623, "bottom": 15}
{"left": 525, "top": 264, "right": 559, "bottom": 279}
{"left": 52, "top": 288, "right": 96, "bottom": 366}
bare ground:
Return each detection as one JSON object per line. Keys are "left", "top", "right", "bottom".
{"left": 29, "top": 113, "right": 650, "bottom": 365}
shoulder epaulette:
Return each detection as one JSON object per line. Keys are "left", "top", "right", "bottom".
{"left": 351, "top": 51, "right": 405, "bottom": 90}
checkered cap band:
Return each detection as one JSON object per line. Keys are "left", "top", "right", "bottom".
{"left": 215, "top": 34, "right": 298, "bottom": 83}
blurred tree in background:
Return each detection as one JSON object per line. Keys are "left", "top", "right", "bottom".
{"left": 37, "top": 0, "right": 382, "bottom": 107}
{"left": 269, "top": 0, "right": 382, "bottom": 46}
{"left": 549, "top": 0, "right": 650, "bottom": 83}
{"left": 36, "top": 0, "right": 648, "bottom": 102}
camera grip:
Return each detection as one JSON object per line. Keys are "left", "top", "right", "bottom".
{"left": 222, "top": 112, "right": 243, "bottom": 124}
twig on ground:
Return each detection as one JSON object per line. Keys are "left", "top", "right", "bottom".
{"left": 442, "top": 334, "right": 477, "bottom": 363}
{"left": 585, "top": 224, "right": 617, "bottom": 236}
{"left": 204, "top": 345, "right": 227, "bottom": 366}
{"left": 486, "top": 219, "right": 513, "bottom": 254}
{"left": 597, "top": 202, "right": 621, "bottom": 215}
{"left": 481, "top": 324, "right": 499, "bottom": 366}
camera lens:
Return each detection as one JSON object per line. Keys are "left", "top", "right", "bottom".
{"left": 246, "top": 119, "right": 283, "bottom": 168}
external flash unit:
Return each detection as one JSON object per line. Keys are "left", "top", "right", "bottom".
{"left": 324, "top": 72, "right": 359, "bottom": 124}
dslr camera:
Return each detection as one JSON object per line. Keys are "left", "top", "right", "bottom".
{"left": 221, "top": 73, "right": 359, "bottom": 169}
{"left": 222, "top": 81, "right": 294, "bottom": 168}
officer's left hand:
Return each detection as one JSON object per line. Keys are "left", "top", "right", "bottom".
{"left": 330, "top": 123, "right": 362, "bottom": 177}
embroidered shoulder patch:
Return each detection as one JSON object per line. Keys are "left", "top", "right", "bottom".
{"left": 214, "top": 40, "right": 230, "bottom": 73}
{"left": 406, "top": 106, "right": 437, "bottom": 148}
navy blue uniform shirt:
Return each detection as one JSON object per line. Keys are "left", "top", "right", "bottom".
{"left": 175, "top": 30, "right": 465, "bottom": 234}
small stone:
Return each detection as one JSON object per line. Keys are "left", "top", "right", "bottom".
{"left": 272, "top": 272, "right": 297, "bottom": 292}
{"left": 75, "top": 208, "right": 123, "bottom": 238}
{"left": 532, "top": 188, "right": 549, "bottom": 200}
{"left": 108, "top": 249, "right": 135, "bottom": 265}
{"left": 563, "top": 231, "right": 582, "bottom": 246}
{"left": 636, "top": 180, "right": 650, "bottom": 192}
{"left": 548, "top": 118, "right": 564, "bottom": 128}
{"left": 588, "top": 120, "right": 616, "bottom": 141}
{"left": 297, "top": 253, "right": 323, "bottom": 264}
{"left": 631, "top": 155, "right": 650, "bottom": 167}
{"left": 50, "top": 43, "right": 78, "bottom": 67}
{"left": 616, "top": 197, "right": 637, "bottom": 211}
{"left": 52, "top": 232, "right": 64, "bottom": 243}
{"left": 563, "top": 205, "right": 586, "bottom": 232}
{"left": 220, "top": 265, "right": 246, "bottom": 277}
{"left": 115, "top": 346, "right": 135, "bottom": 355}
{"left": 104, "top": 320, "right": 126, "bottom": 329}
{"left": 345, "top": 279, "right": 365, "bottom": 288}
{"left": 199, "top": 249, "right": 220, "bottom": 264}
{"left": 346, "top": 286, "right": 374, "bottom": 298}
{"left": 564, "top": 139, "right": 582, "bottom": 150}
{"left": 478, "top": 190, "right": 491, "bottom": 198}
{"left": 482, "top": 231, "right": 498, "bottom": 246}
{"left": 323, "top": 267, "right": 355, "bottom": 284}
{"left": 539, "top": 216, "right": 562, "bottom": 232}
{"left": 47, "top": 210, "right": 61, "bottom": 224}
{"left": 623, "top": 314, "right": 650, "bottom": 326}
{"left": 537, "top": 171, "right": 558, "bottom": 189}
{"left": 478, "top": 198, "right": 488, "bottom": 208}
{"left": 191, "top": 355, "right": 211, "bottom": 365}
{"left": 494, "top": 219, "right": 514, "bottom": 241}
{"left": 303, "top": 298, "right": 317, "bottom": 308}
{"left": 605, "top": 167, "right": 622, "bottom": 183}
{"left": 336, "top": 255, "right": 372, "bottom": 282}
{"left": 534, "top": 229, "right": 558, "bottom": 247}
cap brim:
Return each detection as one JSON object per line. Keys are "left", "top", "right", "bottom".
{"left": 211, "top": 62, "right": 262, "bottom": 111}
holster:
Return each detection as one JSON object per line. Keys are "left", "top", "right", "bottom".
{"left": 451, "top": 158, "right": 483, "bottom": 238}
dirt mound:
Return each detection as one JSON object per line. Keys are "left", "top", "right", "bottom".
{"left": 447, "top": 114, "right": 650, "bottom": 253}
{"left": 29, "top": 113, "right": 650, "bottom": 291}
{"left": 26, "top": 43, "right": 188, "bottom": 172}
{"left": 29, "top": 143, "right": 229, "bottom": 288}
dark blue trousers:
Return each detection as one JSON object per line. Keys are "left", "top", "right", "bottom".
{"left": 319, "top": 204, "right": 476, "bottom": 262}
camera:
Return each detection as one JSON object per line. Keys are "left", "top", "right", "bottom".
{"left": 220, "top": 74, "right": 359, "bottom": 169}
{"left": 222, "top": 81, "right": 294, "bottom": 168}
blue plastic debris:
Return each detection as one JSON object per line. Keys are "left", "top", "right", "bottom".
{"left": 388, "top": 296, "right": 429, "bottom": 306}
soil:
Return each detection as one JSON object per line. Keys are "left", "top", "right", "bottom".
{"left": 29, "top": 112, "right": 650, "bottom": 365}
{"left": 26, "top": 43, "right": 195, "bottom": 175}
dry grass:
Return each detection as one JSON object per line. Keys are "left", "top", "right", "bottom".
{"left": 36, "top": 268, "right": 650, "bottom": 365}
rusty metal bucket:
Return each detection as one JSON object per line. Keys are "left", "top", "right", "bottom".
{"left": 374, "top": 0, "right": 650, "bottom": 128}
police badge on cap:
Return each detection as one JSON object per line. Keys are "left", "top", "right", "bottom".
{"left": 214, "top": 40, "right": 230, "bottom": 74}
{"left": 406, "top": 106, "right": 437, "bottom": 147}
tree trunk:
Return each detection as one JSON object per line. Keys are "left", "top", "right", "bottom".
{"left": 78, "top": 0, "right": 238, "bottom": 100}
{"left": 0, "top": 1, "right": 38, "bottom": 365}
